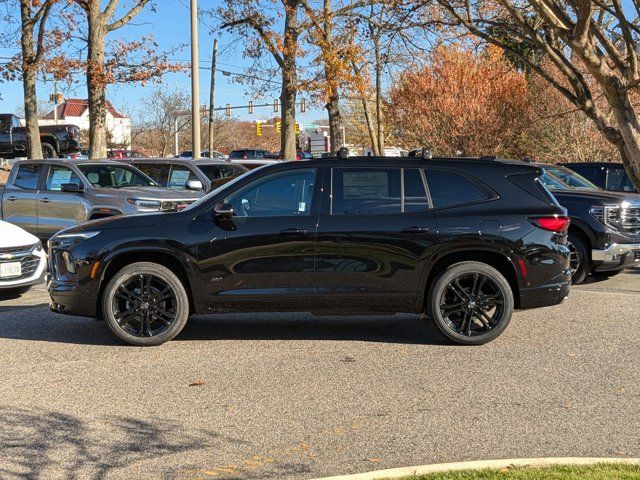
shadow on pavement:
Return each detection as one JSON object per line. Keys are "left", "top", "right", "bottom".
{"left": 0, "top": 306, "right": 449, "bottom": 346}
{"left": 0, "top": 405, "right": 293, "bottom": 480}
{"left": 179, "top": 313, "right": 450, "bottom": 346}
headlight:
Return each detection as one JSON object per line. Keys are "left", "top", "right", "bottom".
{"left": 31, "top": 240, "right": 43, "bottom": 252}
{"left": 55, "top": 231, "right": 101, "bottom": 240}
{"left": 590, "top": 205, "right": 622, "bottom": 230}
{"left": 127, "top": 198, "right": 162, "bottom": 209}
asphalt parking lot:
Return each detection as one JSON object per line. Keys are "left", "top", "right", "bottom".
{"left": 0, "top": 269, "right": 639, "bottom": 480}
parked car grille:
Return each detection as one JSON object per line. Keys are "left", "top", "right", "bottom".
{"left": 0, "top": 253, "right": 41, "bottom": 280}
{"left": 621, "top": 206, "right": 640, "bottom": 236}
{"left": 0, "top": 245, "right": 34, "bottom": 256}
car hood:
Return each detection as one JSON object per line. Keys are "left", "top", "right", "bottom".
{"left": 0, "top": 220, "right": 39, "bottom": 249}
{"left": 94, "top": 186, "right": 201, "bottom": 200}
{"left": 552, "top": 189, "right": 640, "bottom": 204}
{"left": 58, "top": 212, "right": 167, "bottom": 235}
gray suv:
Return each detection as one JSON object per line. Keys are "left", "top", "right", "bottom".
{"left": 127, "top": 157, "right": 248, "bottom": 194}
{"left": 0, "top": 159, "right": 200, "bottom": 239}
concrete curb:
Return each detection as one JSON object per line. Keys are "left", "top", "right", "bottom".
{"left": 310, "top": 457, "right": 640, "bottom": 480}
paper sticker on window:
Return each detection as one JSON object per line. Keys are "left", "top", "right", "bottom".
{"left": 49, "top": 170, "right": 73, "bottom": 190}
{"left": 298, "top": 202, "right": 306, "bottom": 212}
{"left": 168, "top": 169, "right": 190, "bottom": 188}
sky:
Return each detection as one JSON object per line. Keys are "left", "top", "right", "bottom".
{"left": 0, "top": 0, "right": 323, "bottom": 126}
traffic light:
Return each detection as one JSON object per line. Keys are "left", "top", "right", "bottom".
{"left": 273, "top": 99, "right": 279, "bottom": 113}
{"left": 225, "top": 104, "right": 231, "bottom": 116}
{"left": 294, "top": 122, "right": 299, "bottom": 134}
{"left": 248, "top": 101, "right": 254, "bottom": 114}
{"left": 256, "top": 121, "right": 262, "bottom": 137}
{"left": 275, "top": 121, "right": 281, "bottom": 133}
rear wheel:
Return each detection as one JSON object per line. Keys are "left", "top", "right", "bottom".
{"left": 101, "top": 262, "right": 190, "bottom": 346}
{"left": 567, "top": 232, "right": 590, "bottom": 284}
{"left": 427, "top": 261, "right": 514, "bottom": 345}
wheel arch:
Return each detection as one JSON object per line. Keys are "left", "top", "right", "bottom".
{"left": 88, "top": 207, "right": 123, "bottom": 220}
{"left": 419, "top": 248, "right": 521, "bottom": 311}
{"left": 95, "top": 247, "right": 199, "bottom": 319}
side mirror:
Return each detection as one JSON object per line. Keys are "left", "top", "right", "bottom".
{"left": 60, "top": 183, "right": 84, "bottom": 193}
{"left": 213, "top": 202, "right": 235, "bottom": 220}
{"left": 186, "top": 179, "right": 204, "bottom": 191}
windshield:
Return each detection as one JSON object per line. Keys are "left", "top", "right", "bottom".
{"left": 78, "top": 164, "right": 158, "bottom": 189}
{"left": 199, "top": 164, "right": 248, "bottom": 181}
{"left": 546, "top": 167, "right": 599, "bottom": 190}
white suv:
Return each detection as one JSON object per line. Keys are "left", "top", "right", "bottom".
{"left": 0, "top": 220, "right": 47, "bottom": 296}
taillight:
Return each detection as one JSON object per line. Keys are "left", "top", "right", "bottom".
{"left": 529, "top": 216, "right": 570, "bottom": 232}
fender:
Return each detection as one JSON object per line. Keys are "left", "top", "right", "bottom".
{"left": 567, "top": 216, "right": 597, "bottom": 248}
{"left": 93, "top": 243, "right": 204, "bottom": 312}
{"left": 87, "top": 207, "right": 123, "bottom": 220}
{"left": 415, "top": 242, "right": 521, "bottom": 314}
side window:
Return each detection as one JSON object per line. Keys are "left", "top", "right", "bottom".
{"left": 14, "top": 163, "right": 43, "bottom": 190}
{"left": 225, "top": 169, "right": 316, "bottom": 217}
{"left": 425, "top": 169, "right": 488, "bottom": 208}
{"left": 136, "top": 163, "right": 170, "bottom": 187}
{"left": 168, "top": 166, "right": 198, "bottom": 189}
{"left": 404, "top": 168, "right": 430, "bottom": 212}
{"left": 332, "top": 168, "right": 401, "bottom": 215}
{"left": 45, "top": 165, "right": 82, "bottom": 191}
{"left": 606, "top": 167, "right": 635, "bottom": 192}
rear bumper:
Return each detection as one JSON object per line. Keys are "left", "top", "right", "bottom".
{"left": 592, "top": 243, "right": 640, "bottom": 272}
{"left": 518, "top": 270, "right": 571, "bottom": 310}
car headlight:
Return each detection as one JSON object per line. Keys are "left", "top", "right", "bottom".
{"left": 590, "top": 205, "right": 622, "bottom": 230}
{"left": 31, "top": 240, "right": 43, "bottom": 252}
{"left": 127, "top": 198, "right": 162, "bottom": 209}
{"left": 55, "top": 231, "right": 101, "bottom": 240}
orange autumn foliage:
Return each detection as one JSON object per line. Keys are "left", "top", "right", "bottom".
{"left": 388, "top": 46, "right": 531, "bottom": 157}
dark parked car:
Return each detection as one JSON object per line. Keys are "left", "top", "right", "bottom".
{"left": 0, "top": 113, "right": 81, "bottom": 159}
{"left": 48, "top": 156, "right": 571, "bottom": 346}
{"left": 561, "top": 162, "right": 638, "bottom": 193}
{"left": 228, "top": 149, "right": 272, "bottom": 160}
{"left": 127, "top": 158, "right": 248, "bottom": 194}
{"left": 536, "top": 164, "right": 640, "bottom": 283}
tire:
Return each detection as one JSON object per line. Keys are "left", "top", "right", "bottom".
{"left": 41, "top": 143, "right": 56, "bottom": 158}
{"left": 567, "top": 232, "right": 591, "bottom": 285}
{"left": 426, "top": 261, "right": 514, "bottom": 346}
{"left": 101, "top": 262, "right": 190, "bottom": 346}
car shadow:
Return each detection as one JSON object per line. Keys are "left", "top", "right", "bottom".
{"left": 178, "top": 313, "right": 450, "bottom": 345}
{"left": 0, "top": 307, "right": 450, "bottom": 346}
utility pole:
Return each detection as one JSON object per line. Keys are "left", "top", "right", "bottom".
{"left": 53, "top": 78, "right": 59, "bottom": 125}
{"left": 190, "top": 0, "right": 201, "bottom": 159}
{"left": 208, "top": 38, "right": 217, "bottom": 159}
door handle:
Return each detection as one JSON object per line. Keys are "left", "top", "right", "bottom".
{"left": 39, "top": 198, "right": 51, "bottom": 203}
{"left": 280, "top": 228, "right": 309, "bottom": 236}
{"left": 7, "top": 196, "right": 18, "bottom": 201}
{"left": 401, "top": 226, "right": 430, "bottom": 234}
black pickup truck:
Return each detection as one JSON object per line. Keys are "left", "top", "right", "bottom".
{"left": 0, "top": 114, "right": 81, "bottom": 159}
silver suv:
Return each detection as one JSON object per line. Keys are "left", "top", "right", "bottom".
{"left": 0, "top": 159, "right": 201, "bottom": 239}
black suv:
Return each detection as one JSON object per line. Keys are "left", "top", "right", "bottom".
{"left": 48, "top": 156, "right": 571, "bottom": 346}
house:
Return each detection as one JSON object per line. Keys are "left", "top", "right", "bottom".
{"left": 40, "top": 98, "right": 132, "bottom": 148}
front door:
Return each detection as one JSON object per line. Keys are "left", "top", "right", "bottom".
{"left": 315, "top": 166, "right": 438, "bottom": 310}
{"left": 196, "top": 167, "right": 321, "bottom": 311}
{"left": 2, "top": 162, "right": 44, "bottom": 235}
{"left": 37, "top": 164, "right": 89, "bottom": 237}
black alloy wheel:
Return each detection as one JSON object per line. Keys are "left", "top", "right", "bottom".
{"left": 427, "top": 261, "right": 514, "bottom": 345}
{"left": 102, "top": 262, "right": 190, "bottom": 346}
{"left": 112, "top": 274, "right": 177, "bottom": 338}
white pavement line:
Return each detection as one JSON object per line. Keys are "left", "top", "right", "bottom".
{"left": 310, "top": 457, "right": 640, "bottom": 480}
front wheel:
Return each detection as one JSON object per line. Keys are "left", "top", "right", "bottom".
{"left": 101, "top": 262, "right": 190, "bottom": 346}
{"left": 427, "top": 261, "right": 514, "bottom": 345}
{"left": 567, "top": 233, "right": 590, "bottom": 285}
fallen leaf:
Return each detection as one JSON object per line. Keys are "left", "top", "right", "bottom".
{"left": 189, "top": 379, "right": 205, "bottom": 387}
{"left": 367, "top": 458, "right": 382, "bottom": 463}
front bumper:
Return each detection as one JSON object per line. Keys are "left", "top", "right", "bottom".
{"left": 0, "top": 248, "right": 47, "bottom": 290}
{"left": 592, "top": 243, "right": 640, "bottom": 272}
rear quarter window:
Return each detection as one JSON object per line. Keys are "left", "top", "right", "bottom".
{"left": 425, "top": 169, "right": 488, "bottom": 208}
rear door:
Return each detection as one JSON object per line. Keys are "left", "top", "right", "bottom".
{"left": 2, "top": 162, "right": 44, "bottom": 235}
{"left": 37, "top": 163, "right": 89, "bottom": 237}
{"left": 314, "top": 165, "right": 438, "bottom": 309}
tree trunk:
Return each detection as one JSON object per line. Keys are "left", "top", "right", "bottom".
{"left": 87, "top": 12, "right": 107, "bottom": 159}
{"left": 326, "top": 93, "right": 342, "bottom": 153}
{"left": 20, "top": 2, "right": 43, "bottom": 159}
{"left": 361, "top": 98, "right": 379, "bottom": 155}
{"left": 280, "top": 1, "right": 298, "bottom": 161}
{"left": 606, "top": 87, "right": 640, "bottom": 190}
{"left": 374, "top": 39, "right": 384, "bottom": 156}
